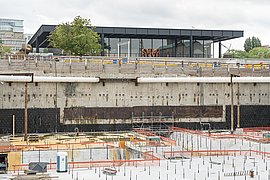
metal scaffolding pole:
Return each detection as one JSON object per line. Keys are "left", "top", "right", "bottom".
{"left": 24, "top": 82, "right": 28, "bottom": 141}
{"left": 230, "top": 75, "right": 234, "bottom": 132}
{"left": 237, "top": 82, "right": 240, "bottom": 128}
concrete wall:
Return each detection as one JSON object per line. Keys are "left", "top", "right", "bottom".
{"left": 1, "top": 81, "right": 269, "bottom": 109}
{"left": 0, "top": 80, "right": 269, "bottom": 133}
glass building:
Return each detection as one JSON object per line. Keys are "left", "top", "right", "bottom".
{"left": 29, "top": 25, "right": 243, "bottom": 58}
{"left": 0, "top": 18, "right": 25, "bottom": 52}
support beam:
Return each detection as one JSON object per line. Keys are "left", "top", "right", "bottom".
{"left": 189, "top": 36, "right": 193, "bottom": 57}
{"left": 101, "top": 33, "right": 105, "bottom": 56}
{"left": 35, "top": 37, "right": 40, "bottom": 53}
{"left": 174, "top": 39, "right": 177, "bottom": 57}
{"left": 219, "top": 41, "right": 222, "bottom": 58}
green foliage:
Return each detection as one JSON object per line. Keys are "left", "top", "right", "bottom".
{"left": 223, "top": 49, "right": 248, "bottom": 58}
{"left": 43, "top": 48, "right": 49, "bottom": 53}
{"left": 224, "top": 47, "right": 270, "bottom": 59}
{"left": 244, "top": 36, "right": 261, "bottom": 52}
{"left": 0, "top": 38, "right": 11, "bottom": 55}
{"left": 49, "top": 16, "right": 101, "bottom": 56}
{"left": 248, "top": 47, "right": 270, "bottom": 58}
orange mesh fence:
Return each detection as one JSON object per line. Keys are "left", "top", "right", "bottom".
{"left": 242, "top": 127, "right": 270, "bottom": 132}
{"left": 12, "top": 154, "right": 160, "bottom": 172}
{"left": 0, "top": 141, "right": 115, "bottom": 152}
{"left": 134, "top": 129, "right": 176, "bottom": 146}
{"left": 169, "top": 127, "right": 270, "bottom": 143}
{"left": 163, "top": 149, "right": 270, "bottom": 159}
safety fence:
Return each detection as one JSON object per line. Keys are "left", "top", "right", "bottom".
{"left": 169, "top": 127, "right": 270, "bottom": 143}
{"left": 1, "top": 56, "right": 270, "bottom": 77}
{"left": 134, "top": 129, "right": 176, "bottom": 146}
{"left": 163, "top": 149, "right": 270, "bottom": 159}
{"left": 11, "top": 151, "right": 160, "bottom": 172}
{"left": 0, "top": 141, "right": 116, "bottom": 152}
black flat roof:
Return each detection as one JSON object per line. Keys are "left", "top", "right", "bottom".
{"left": 29, "top": 25, "right": 243, "bottom": 48}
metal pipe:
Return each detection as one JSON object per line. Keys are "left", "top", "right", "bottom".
{"left": 34, "top": 76, "right": 100, "bottom": 83}
{"left": 137, "top": 77, "right": 270, "bottom": 83}
{"left": 12, "top": 115, "right": 15, "bottom": 137}
{"left": 3, "top": 75, "right": 270, "bottom": 83}
{"left": 0, "top": 76, "right": 100, "bottom": 83}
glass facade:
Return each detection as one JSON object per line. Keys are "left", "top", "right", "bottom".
{"left": 131, "top": 39, "right": 140, "bottom": 57}
{"left": 0, "top": 18, "right": 24, "bottom": 52}
{"left": 104, "top": 37, "right": 213, "bottom": 58}
{"left": 0, "top": 19, "right": 23, "bottom": 33}
{"left": 203, "top": 40, "right": 212, "bottom": 58}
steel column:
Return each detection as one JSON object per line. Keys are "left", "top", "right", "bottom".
{"left": 189, "top": 36, "right": 193, "bottom": 57}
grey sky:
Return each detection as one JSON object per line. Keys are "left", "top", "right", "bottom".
{"left": 1, "top": 0, "right": 270, "bottom": 51}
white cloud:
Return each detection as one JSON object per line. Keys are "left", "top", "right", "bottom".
{"left": 1, "top": 0, "right": 270, "bottom": 50}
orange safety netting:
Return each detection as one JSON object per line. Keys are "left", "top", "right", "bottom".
{"left": 11, "top": 151, "right": 160, "bottom": 172}
{"left": 169, "top": 127, "right": 270, "bottom": 143}
{"left": 163, "top": 149, "right": 270, "bottom": 158}
{"left": 0, "top": 141, "right": 115, "bottom": 152}
{"left": 134, "top": 129, "right": 176, "bottom": 146}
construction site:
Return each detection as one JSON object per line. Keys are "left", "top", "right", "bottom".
{"left": 0, "top": 56, "right": 270, "bottom": 179}
{"left": 0, "top": 126, "right": 268, "bottom": 179}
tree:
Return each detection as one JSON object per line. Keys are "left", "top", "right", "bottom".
{"left": 244, "top": 36, "right": 261, "bottom": 52}
{"left": 49, "top": 16, "right": 101, "bottom": 56}
{"left": 0, "top": 39, "right": 11, "bottom": 55}
{"left": 223, "top": 49, "right": 248, "bottom": 58}
{"left": 248, "top": 47, "right": 270, "bottom": 58}
{"left": 0, "top": 39, "right": 2, "bottom": 55}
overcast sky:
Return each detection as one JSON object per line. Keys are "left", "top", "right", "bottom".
{"left": 1, "top": 0, "right": 270, "bottom": 52}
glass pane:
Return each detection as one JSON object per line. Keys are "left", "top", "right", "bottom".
{"left": 109, "top": 38, "right": 119, "bottom": 57}
{"left": 161, "top": 39, "right": 175, "bottom": 57}
{"left": 104, "top": 38, "right": 109, "bottom": 56}
{"left": 194, "top": 40, "right": 203, "bottom": 58}
{"left": 152, "top": 39, "right": 162, "bottom": 57}
{"left": 131, "top": 39, "right": 139, "bottom": 57}
{"left": 204, "top": 40, "right": 212, "bottom": 58}
{"left": 120, "top": 38, "right": 130, "bottom": 56}
{"left": 176, "top": 39, "right": 183, "bottom": 57}
{"left": 141, "top": 39, "right": 152, "bottom": 57}
{"left": 183, "top": 40, "right": 190, "bottom": 57}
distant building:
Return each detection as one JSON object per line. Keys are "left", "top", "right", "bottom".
{"left": 24, "top": 33, "right": 33, "bottom": 43}
{"left": 29, "top": 25, "right": 243, "bottom": 58}
{"left": 0, "top": 18, "right": 25, "bottom": 52}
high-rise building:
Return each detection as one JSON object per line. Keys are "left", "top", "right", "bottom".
{"left": 0, "top": 18, "right": 25, "bottom": 52}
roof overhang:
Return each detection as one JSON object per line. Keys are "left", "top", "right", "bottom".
{"left": 29, "top": 25, "right": 244, "bottom": 48}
